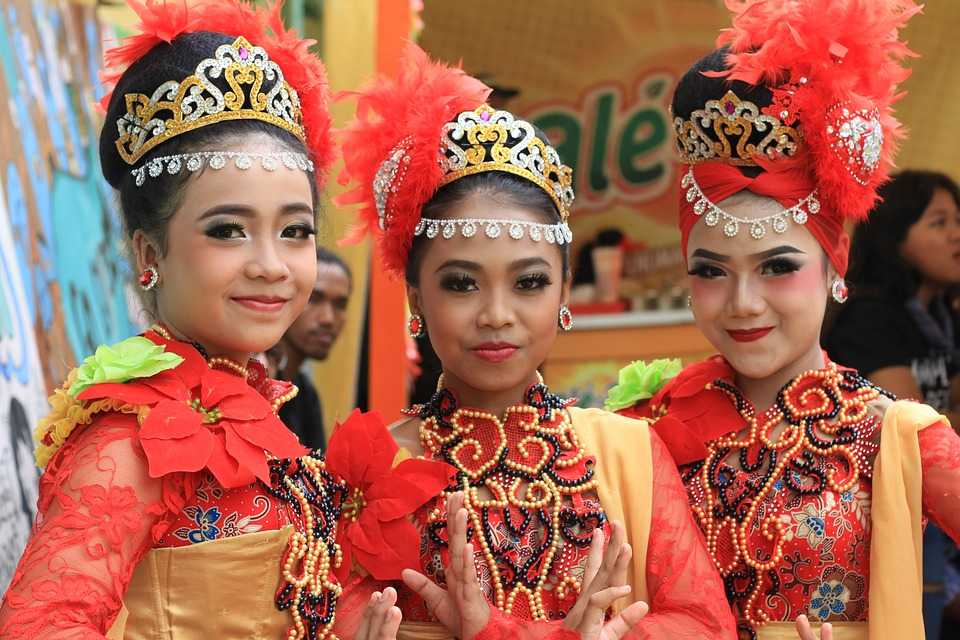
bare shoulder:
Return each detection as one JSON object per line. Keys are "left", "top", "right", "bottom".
{"left": 389, "top": 416, "right": 424, "bottom": 457}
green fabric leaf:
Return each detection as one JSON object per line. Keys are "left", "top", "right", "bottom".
{"left": 604, "top": 358, "right": 682, "bottom": 412}
{"left": 68, "top": 336, "right": 184, "bottom": 397}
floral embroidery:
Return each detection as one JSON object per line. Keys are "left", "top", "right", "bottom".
{"left": 793, "top": 504, "right": 826, "bottom": 547}
{"left": 175, "top": 506, "right": 222, "bottom": 544}
{"left": 809, "top": 565, "right": 867, "bottom": 621}
{"left": 810, "top": 581, "right": 848, "bottom": 619}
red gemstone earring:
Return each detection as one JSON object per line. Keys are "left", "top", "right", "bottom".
{"left": 831, "top": 277, "right": 848, "bottom": 304}
{"left": 558, "top": 305, "right": 574, "bottom": 332}
{"left": 139, "top": 265, "right": 160, "bottom": 291}
{"left": 407, "top": 313, "right": 425, "bottom": 338}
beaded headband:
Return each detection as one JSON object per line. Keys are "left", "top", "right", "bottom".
{"left": 674, "top": 90, "right": 801, "bottom": 166}
{"left": 131, "top": 151, "right": 314, "bottom": 186}
{"left": 413, "top": 217, "right": 573, "bottom": 245}
{"left": 682, "top": 167, "right": 821, "bottom": 240}
{"left": 115, "top": 36, "right": 305, "bottom": 167}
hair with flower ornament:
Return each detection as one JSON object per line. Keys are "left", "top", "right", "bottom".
{"left": 673, "top": 0, "right": 920, "bottom": 276}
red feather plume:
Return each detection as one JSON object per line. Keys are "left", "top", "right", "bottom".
{"left": 709, "top": 0, "right": 920, "bottom": 221}
{"left": 336, "top": 43, "right": 491, "bottom": 276}
{"left": 100, "top": 0, "right": 333, "bottom": 182}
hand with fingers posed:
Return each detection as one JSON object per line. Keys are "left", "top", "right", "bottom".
{"left": 563, "top": 521, "right": 649, "bottom": 640}
{"left": 402, "top": 492, "right": 492, "bottom": 639}
{"left": 356, "top": 586, "right": 403, "bottom": 640}
{"left": 402, "top": 493, "right": 648, "bottom": 640}
{"left": 795, "top": 615, "right": 833, "bottom": 640}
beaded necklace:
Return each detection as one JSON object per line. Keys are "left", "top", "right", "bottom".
{"left": 268, "top": 452, "right": 347, "bottom": 640}
{"left": 150, "top": 324, "right": 250, "bottom": 377}
{"left": 682, "top": 363, "right": 890, "bottom": 634}
{"left": 411, "top": 378, "right": 605, "bottom": 620}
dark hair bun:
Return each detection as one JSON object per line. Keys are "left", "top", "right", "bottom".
{"left": 670, "top": 47, "right": 775, "bottom": 166}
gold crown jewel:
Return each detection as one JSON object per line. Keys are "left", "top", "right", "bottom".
{"left": 115, "top": 36, "right": 305, "bottom": 166}
{"left": 439, "top": 105, "right": 575, "bottom": 220}
{"left": 674, "top": 90, "right": 801, "bottom": 166}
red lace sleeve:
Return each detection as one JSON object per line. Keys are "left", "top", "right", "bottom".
{"left": 919, "top": 420, "right": 960, "bottom": 543}
{"left": 0, "top": 412, "right": 192, "bottom": 639}
{"left": 624, "top": 430, "right": 737, "bottom": 639}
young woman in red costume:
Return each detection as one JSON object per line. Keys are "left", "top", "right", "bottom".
{"left": 0, "top": 2, "right": 449, "bottom": 638}
{"left": 608, "top": 1, "right": 960, "bottom": 639}
{"left": 334, "top": 44, "right": 737, "bottom": 640}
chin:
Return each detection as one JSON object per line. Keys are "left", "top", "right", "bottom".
{"left": 215, "top": 327, "right": 286, "bottom": 357}
{"left": 456, "top": 365, "right": 530, "bottom": 396}
{"left": 720, "top": 345, "right": 785, "bottom": 381}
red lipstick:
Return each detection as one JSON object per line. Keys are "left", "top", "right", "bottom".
{"left": 471, "top": 342, "right": 519, "bottom": 363}
{"left": 232, "top": 295, "right": 288, "bottom": 313}
{"left": 727, "top": 327, "right": 774, "bottom": 343}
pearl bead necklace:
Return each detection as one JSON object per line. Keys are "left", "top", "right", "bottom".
{"left": 690, "top": 363, "right": 885, "bottom": 631}
{"left": 417, "top": 379, "right": 603, "bottom": 620}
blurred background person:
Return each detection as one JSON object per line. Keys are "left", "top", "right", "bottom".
{"left": 824, "top": 169, "right": 960, "bottom": 639}
{"left": 277, "top": 247, "right": 353, "bottom": 451}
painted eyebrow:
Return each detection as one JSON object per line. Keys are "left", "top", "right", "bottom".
{"left": 435, "top": 259, "right": 481, "bottom": 274}
{"left": 434, "top": 256, "right": 553, "bottom": 274}
{"left": 198, "top": 202, "right": 313, "bottom": 220}
{"left": 690, "top": 245, "right": 805, "bottom": 262}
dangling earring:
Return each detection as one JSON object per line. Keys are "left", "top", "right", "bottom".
{"left": 831, "top": 277, "right": 848, "bottom": 304}
{"left": 558, "top": 305, "right": 574, "bottom": 332}
{"left": 139, "top": 265, "right": 160, "bottom": 291}
{"left": 407, "top": 313, "right": 425, "bottom": 338}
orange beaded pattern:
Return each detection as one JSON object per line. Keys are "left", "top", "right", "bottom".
{"left": 270, "top": 453, "right": 348, "bottom": 640}
{"left": 686, "top": 364, "right": 885, "bottom": 632}
{"left": 415, "top": 383, "right": 606, "bottom": 621}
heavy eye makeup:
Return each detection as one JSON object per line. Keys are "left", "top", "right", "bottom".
{"left": 759, "top": 256, "right": 804, "bottom": 276}
{"left": 203, "top": 217, "right": 316, "bottom": 241}
{"left": 516, "top": 271, "right": 553, "bottom": 291}
{"left": 439, "top": 271, "right": 478, "bottom": 293}
{"left": 687, "top": 262, "right": 726, "bottom": 279}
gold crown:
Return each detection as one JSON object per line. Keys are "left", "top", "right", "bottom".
{"left": 673, "top": 90, "right": 801, "bottom": 166}
{"left": 438, "top": 105, "right": 574, "bottom": 220}
{"left": 114, "top": 36, "right": 305, "bottom": 166}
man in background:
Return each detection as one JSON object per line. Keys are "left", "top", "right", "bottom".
{"left": 276, "top": 247, "right": 352, "bottom": 451}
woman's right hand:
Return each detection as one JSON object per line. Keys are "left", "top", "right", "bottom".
{"left": 563, "top": 521, "right": 650, "bottom": 640}
{"left": 795, "top": 615, "right": 832, "bottom": 640}
{"left": 356, "top": 586, "right": 402, "bottom": 640}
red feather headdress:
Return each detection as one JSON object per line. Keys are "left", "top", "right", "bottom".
{"left": 336, "top": 44, "right": 491, "bottom": 275}
{"left": 675, "top": 0, "right": 920, "bottom": 275}
{"left": 710, "top": 0, "right": 920, "bottom": 222}
{"left": 100, "top": 0, "right": 334, "bottom": 181}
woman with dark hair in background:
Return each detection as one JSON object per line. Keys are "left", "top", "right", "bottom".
{"left": 825, "top": 170, "right": 960, "bottom": 425}
{"left": 824, "top": 170, "right": 960, "bottom": 639}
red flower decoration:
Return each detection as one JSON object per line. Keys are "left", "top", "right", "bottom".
{"left": 324, "top": 410, "right": 454, "bottom": 581}
{"left": 622, "top": 356, "right": 744, "bottom": 465}
{"left": 79, "top": 334, "right": 307, "bottom": 489}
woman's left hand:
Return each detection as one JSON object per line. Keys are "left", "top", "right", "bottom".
{"left": 401, "top": 492, "right": 491, "bottom": 640}
{"left": 795, "top": 615, "right": 833, "bottom": 640}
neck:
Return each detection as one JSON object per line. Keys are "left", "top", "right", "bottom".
{"left": 281, "top": 340, "right": 305, "bottom": 381}
{"left": 440, "top": 369, "right": 540, "bottom": 419}
{"left": 915, "top": 281, "right": 943, "bottom": 307}
{"left": 155, "top": 319, "right": 249, "bottom": 367}
{"left": 733, "top": 342, "right": 826, "bottom": 412}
